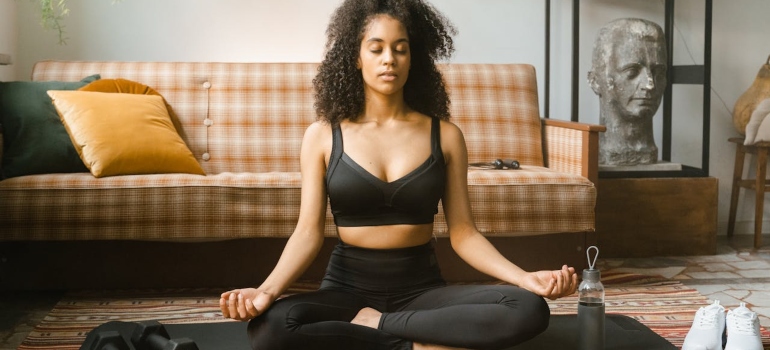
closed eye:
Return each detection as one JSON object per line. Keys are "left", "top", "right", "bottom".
{"left": 622, "top": 65, "right": 641, "bottom": 78}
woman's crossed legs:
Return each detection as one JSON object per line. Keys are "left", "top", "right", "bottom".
{"left": 247, "top": 284, "right": 549, "bottom": 350}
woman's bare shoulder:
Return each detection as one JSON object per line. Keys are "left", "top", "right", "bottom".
{"left": 304, "top": 120, "right": 333, "bottom": 141}
{"left": 438, "top": 119, "right": 465, "bottom": 143}
{"left": 301, "top": 121, "right": 334, "bottom": 161}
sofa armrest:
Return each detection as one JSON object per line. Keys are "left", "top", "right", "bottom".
{"left": 541, "top": 118, "right": 606, "bottom": 184}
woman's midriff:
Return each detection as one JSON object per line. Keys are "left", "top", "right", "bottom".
{"left": 337, "top": 223, "right": 435, "bottom": 249}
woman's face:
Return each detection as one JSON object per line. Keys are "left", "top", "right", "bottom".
{"left": 357, "top": 14, "right": 411, "bottom": 97}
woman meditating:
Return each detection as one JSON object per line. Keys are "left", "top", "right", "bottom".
{"left": 220, "top": 0, "right": 577, "bottom": 349}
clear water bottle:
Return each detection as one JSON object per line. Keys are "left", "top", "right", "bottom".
{"left": 578, "top": 246, "right": 605, "bottom": 350}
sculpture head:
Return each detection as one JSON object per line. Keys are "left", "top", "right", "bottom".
{"left": 588, "top": 18, "right": 667, "bottom": 122}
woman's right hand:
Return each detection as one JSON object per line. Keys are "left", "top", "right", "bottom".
{"left": 220, "top": 288, "right": 276, "bottom": 321}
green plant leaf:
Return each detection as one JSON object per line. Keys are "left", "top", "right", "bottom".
{"left": 34, "top": 0, "right": 123, "bottom": 45}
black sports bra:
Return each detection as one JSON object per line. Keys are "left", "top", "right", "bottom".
{"left": 326, "top": 117, "right": 446, "bottom": 227}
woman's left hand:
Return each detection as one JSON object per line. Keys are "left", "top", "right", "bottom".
{"left": 519, "top": 265, "right": 578, "bottom": 300}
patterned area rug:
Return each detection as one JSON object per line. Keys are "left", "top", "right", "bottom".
{"left": 17, "top": 273, "right": 770, "bottom": 349}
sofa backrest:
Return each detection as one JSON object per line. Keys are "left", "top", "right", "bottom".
{"left": 440, "top": 64, "right": 543, "bottom": 167}
{"left": 31, "top": 61, "right": 543, "bottom": 174}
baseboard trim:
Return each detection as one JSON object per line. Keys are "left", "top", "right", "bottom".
{"left": 723, "top": 220, "right": 770, "bottom": 236}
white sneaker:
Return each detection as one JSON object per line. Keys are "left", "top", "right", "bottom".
{"left": 725, "top": 302, "right": 763, "bottom": 350}
{"left": 682, "top": 300, "right": 726, "bottom": 350}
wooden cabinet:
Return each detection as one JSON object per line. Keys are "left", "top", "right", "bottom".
{"left": 596, "top": 177, "right": 717, "bottom": 258}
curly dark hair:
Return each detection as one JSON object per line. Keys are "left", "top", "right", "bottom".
{"left": 313, "top": 0, "right": 457, "bottom": 125}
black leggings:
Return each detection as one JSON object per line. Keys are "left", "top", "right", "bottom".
{"left": 247, "top": 241, "right": 550, "bottom": 350}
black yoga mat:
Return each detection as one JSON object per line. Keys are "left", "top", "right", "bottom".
{"left": 81, "top": 314, "right": 675, "bottom": 350}
{"left": 510, "top": 314, "right": 676, "bottom": 350}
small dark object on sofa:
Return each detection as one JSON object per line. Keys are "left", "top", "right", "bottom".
{"left": 494, "top": 158, "right": 520, "bottom": 169}
{"left": 469, "top": 158, "right": 520, "bottom": 170}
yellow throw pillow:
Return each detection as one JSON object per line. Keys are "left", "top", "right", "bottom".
{"left": 78, "top": 78, "right": 187, "bottom": 141}
{"left": 78, "top": 78, "right": 159, "bottom": 95}
{"left": 47, "top": 90, "right": 205, "bottom": 178}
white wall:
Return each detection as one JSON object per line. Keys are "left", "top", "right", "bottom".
{"left": 709, "top": 0, "right": 770, "bottom": 236}
{"left": 11, "top": 0, "right": 770, "bottom": 236}
{"left": 0, "top": 0, "right": 17, "bottom": 81}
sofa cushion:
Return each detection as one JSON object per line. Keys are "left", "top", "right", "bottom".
{"left": 0, "top": 172, "right": 320, "bottom": 240}
{"left": 47, "top": 90, "right": 205, "bottom": 177}
{"left": 436, "top": 166, "right": 596, "bottom": 235}
{"left": 0, "top": 167, "right": 594, "bottom": 240}
{"left": 0, "top": 75, "right": 100, "bottom": 179}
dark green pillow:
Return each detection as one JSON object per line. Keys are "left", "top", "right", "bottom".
{"left": 0, "top": 75, "right": 100, "bottom": 179}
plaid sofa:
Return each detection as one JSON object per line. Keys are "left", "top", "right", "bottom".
{"left": 0, "top": 61, "right": 603, "bottom": 242}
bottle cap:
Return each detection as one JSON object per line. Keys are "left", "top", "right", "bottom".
{"left": 582, "top": 268, "right": 601, "bottom": 282}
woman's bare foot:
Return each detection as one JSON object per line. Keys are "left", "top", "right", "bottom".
{"left": 352, "top": 308, "right": 467, "bottom": 350}
{"left": 413, "top": 343, "right": 468, "bottom": 350}
{"left": 350, "top": 307, "right": 382, "bottom": 329}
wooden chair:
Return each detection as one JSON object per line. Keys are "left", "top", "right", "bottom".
{"left": 728, "top": 137, "right": 770, "bottom": 248}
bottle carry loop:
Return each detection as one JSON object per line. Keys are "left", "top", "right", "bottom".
{"left": 586, "top": 245, "right": 599, "bottom": 270}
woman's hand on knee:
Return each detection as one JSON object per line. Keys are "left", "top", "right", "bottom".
{"left": 520, "top": 265, "right": 577, "bottom": 300}
{"left": 220, "top": 288, "right": 275, "bottom": 321}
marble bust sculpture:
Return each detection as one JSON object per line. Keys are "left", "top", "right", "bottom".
{"left": 587, "top": 18, "right": 668, "bottom": 166}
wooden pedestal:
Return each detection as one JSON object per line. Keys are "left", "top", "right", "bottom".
{"left": 596, "top": 177, "right": 718, "bottom": 258}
